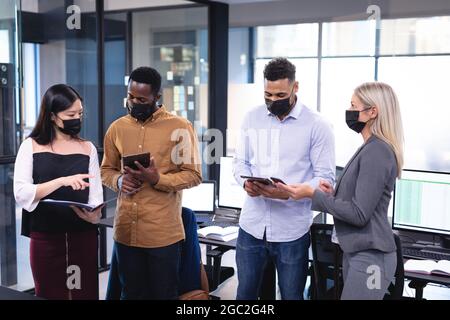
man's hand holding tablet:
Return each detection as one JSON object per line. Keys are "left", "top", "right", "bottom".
{"left": 120, "top": 152, "right": 151, "bottom": 195}
{"left": 122, "top": 152, "right": 151, "bottom": 171}
{"left": 240, "top": 175, "right": 273, "bottom": 185}
{"left": 240, "top": 175, "right": 287, "bottom": 186}
{"left": 123, "top": 152, "right": 160, "bottom": 187}
{"left": 241, "top": 175, "right": 289, "bottom": 200}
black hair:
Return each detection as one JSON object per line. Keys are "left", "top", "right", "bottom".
{"left": 29, "top": 84, "right": 82, "bottom": 145}
{"left": 129, "top": 66, "right": 162, "bottom": 95}
{"left": 263, "top": 57, "right": 296, "bottom": 82}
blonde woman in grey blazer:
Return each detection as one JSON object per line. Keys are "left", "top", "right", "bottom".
{"left": 276, "top": 82, "right": 404, "bottom": 300}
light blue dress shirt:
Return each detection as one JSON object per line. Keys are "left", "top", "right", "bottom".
{"left": 233, "top": 100, "right": 336, "bottom": 242}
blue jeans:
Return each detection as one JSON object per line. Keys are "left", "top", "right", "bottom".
{"left": 236, "top": 228, "right": 310, "bottom": 300}
{"left": 115, "top": 241, "right": 181, "bottom": 300}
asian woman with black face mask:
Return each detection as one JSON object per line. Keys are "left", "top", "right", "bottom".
{"left": 13, "top": 84, "right": 104, "bottom": 300}
{"left": 276, "top": 82, "right": 405, "bottom": 300}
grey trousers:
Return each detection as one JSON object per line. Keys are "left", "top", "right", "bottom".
{"left": 341, "top": 249, "right": 396, "bottom": 300}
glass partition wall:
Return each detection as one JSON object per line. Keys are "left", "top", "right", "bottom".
{"left": 0, "top": 0, "right": 22, "bottom": 289}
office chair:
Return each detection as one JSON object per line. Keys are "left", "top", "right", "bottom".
{"left": 179, "top": 207, "right": 209, "bottom": 298}
{"left": 310, "top": 224, "right": 404, "bottom": 300}
{"left": 204, "top": 247, "right": 235, "bottom": 293}
{"left": 310, "top": 223, "right": 343, "bottom": 300}
{"left": 383, "top": 233, "right": 405, "bottom": 300}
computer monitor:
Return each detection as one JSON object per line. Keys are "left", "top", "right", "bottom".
{"left": 182, "top": 181, "right": 215, "bottom": 214}
{"left": 218, "top": 156, "right": 247, "bottom": 209}
{"left": 392, "top": 169, "right": 450, "bottom": 236}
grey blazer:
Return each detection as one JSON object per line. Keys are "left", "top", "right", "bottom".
{"left": 312, "top": 135, "right": 397, "bottom": 253}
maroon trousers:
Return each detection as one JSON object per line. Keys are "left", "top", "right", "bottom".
{"left": 30, "top": 229, "right": 98, "bottom": 300}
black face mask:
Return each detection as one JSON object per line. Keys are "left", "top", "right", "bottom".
{"left": 265, "top": 89, "right": 295, "bottom": 118}
{"left": 57, "top": 118, "right": 82, "bottom": 136}
{"left": 128, "top": 101, "right": 157, "bottom": 122}
{"left": 345, "top": 108, "right": 372, "bottom": 133}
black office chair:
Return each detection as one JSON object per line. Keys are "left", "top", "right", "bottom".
{"left": 383, "top": 233, "right": 405, "bottom": 300}
{"left": 310, "top": 223, "right": 343, "bottom": 300}
{"left": 310, "top": 224, "right": 404, "bottom": 300}
{"left": 203, "top": 248, "right": 235, "bottom": 292}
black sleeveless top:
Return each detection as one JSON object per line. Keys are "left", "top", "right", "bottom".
{"left": 21, "top": 152, "right": 97, "bottom": 237}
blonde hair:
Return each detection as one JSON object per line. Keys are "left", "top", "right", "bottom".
{"left": 354, "top": 82, "right": 404, "bottom": 177}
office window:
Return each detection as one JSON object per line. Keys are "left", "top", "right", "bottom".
{"left": 103, "top": 12, "right": 127, "bottom": 134}
{"left": 227, "top": 23, "right": 319, "bottom": 156}
{"left": 322, "top": 20, "right": 376, "bottom": 57}
{"left": 22, "top": 43, "right": 40, "bottom": 136}
{"left": 255, "top": 23, "right": 319, "bottom": 58}
{"left": 31, "top": 2, "right": 100, "bottom": 146}
{"left": 320, "top": 57, "right": 375, "bottom": 167}
{"left": 0, "top": 29, "right": 10, "bottom": 63}
{"left": 1, "top": 0, "right": 25, "bottom": 290}
{"left": 132, "top": 7, "right": 208, "bottom": 128}
{"left": 378, "top": 56, "right": 450, "bottom": 172}
{"left": 229, "top": 28, "right": 251, "bottom": 84}
{"left": 380, "top": 16, "right": 450, "bottom": 55}
{"left": 132, "top": 6, "right": 209, "bottom": 179}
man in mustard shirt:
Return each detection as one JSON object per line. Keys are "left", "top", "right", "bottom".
{"left": 101, "top": 67, "right": 202, "bottom": 299}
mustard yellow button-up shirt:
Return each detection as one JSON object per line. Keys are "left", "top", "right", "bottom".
{"left": 101, "top": 106, "right": 202, "bottom": 248}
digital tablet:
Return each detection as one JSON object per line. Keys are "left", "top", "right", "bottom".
{"left": 270, "top": 177, "right": 287, "bottom": 185}
{"left": 240, "top": 175, "right": 273, "bottom": 185}
{"left": 122, "top": 152, "right": 150, "bottom": 170}
{"left": 41, "top": 197, "right": 117, "bottom": 212}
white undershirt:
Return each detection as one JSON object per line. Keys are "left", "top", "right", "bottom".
{"left": 13, "top": 138, "right": 104, "bottom": 212}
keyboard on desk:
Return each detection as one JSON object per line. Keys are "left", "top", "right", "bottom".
{"left": 195, "top": 214, "right": 213, "bottom": 224}
{"left": 402, "top": 247, "right": 450, "bottom": 261}
{"left": 200, "top": 220, "right": 238, "bottom": 228}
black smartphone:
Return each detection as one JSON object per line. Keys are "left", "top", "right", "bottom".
{"left": 240, "top": 175, "right": 273, "bottom": 185}
{"left": 122, "top": 152, "right": 150, "bottom": 170}
{"left": 270, "top": 177, "right": 286, "bottom": 185}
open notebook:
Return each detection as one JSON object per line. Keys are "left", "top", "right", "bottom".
{"left": 197, "top": 226, "right": 239, "bottom": 242}
{"left": 41, "top": 197, "right": 117, "bottom": 212}
{"left": 404, "top": 259, "right": 450, "bottom": 277}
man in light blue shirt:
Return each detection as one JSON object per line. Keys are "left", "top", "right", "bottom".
{"left": 233, "top": 58, "right": 335, "bottom": 300}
